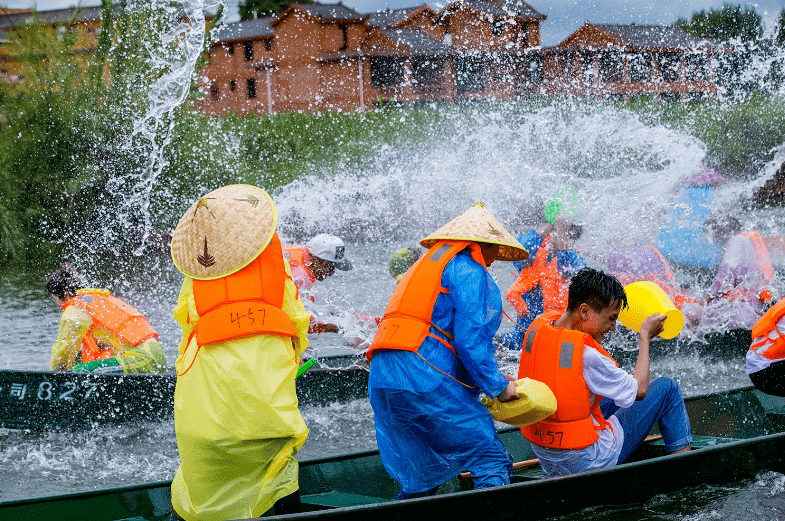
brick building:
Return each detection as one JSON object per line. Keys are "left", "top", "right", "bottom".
{"left": 539, "top": 23, "right": 726, "bottom": 101}
{"left": 0, "top": 6, "right": 112, "bottom": 84}
{"left": 199, "top": 0, "right": 547, "bottom": 114}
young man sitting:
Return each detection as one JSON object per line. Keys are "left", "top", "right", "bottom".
{"left": 518, "top": 268, "right": 691, "bottom": 476}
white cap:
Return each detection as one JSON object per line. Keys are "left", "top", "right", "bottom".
{"left": 306, "top": 234, "right": 353, "bottom": 271}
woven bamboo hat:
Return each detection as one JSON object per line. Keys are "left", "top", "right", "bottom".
{"left": 170, "top": 184, "right": 278, "bottom": 280}
{"left": 420, "top": 203, "right": 528, "bottom": 262}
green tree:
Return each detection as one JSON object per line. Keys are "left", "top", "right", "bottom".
{"left": 677, "top": 4, "right": 767, "bottom": 94}
{"left": 239, "top": 0, "right": 307, "bottom": 19}
{"left": 677, "top": 3, "right": 763, "bottom": 42}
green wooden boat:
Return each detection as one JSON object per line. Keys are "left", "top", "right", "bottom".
{"left": 2, "top": 385, "right": 784, "bottom": 521}
{"left": 0, "top": 354, "right": 369, "bottom": 430}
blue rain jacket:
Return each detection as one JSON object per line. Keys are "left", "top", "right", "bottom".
{"left": 501, "top": 231, "right": 585, "bottom": 349}
{"left": 369, "top": 249, "right": 510, "bottom": 493}
{"left": 656, "top": 186, "right": 722, "bottom": 269}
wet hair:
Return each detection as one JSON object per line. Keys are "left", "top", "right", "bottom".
{"left": 704, "top": 213, "right": 742, "bottom": 244}
{"left": 566, "top": 267, "right": 628, "bottom": 312}
{"left": 46, "top": 264, "right": 85, "bottom": 300}
{"left": 565, "top": 222, "right": 583, "bottom": 242}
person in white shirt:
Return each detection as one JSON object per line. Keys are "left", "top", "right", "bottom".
{"left": 747, "top": 300, "right": 785, "bottom": 396}
{"left": 518, "top": 268, "right": 692, "bottom": 476}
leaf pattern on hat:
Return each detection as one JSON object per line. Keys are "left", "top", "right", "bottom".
{"left": 197, "top": 237, "right": 216, "bottom": 267}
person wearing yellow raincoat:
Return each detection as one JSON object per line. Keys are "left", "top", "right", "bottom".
{"left": 169, "top": 184, "right": 311, "bottom": 521}
{"left": 47, "top": 264, "right": 167, "bottom": 374}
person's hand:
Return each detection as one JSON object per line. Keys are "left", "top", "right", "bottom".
{"left": 497, "top": 380, "right": 521, "bottom": 403}
{"left": 311, "top": 323, "right": 340, "bottom": 334}
{"left": 640, "top": 313, "right": 667, "bottom": 341}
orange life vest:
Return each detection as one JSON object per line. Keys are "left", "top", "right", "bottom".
{"left": 64, "top": 290, "right": 158, "bottom": 363}
{"left": 190, "top": 233, "right": 296, "bottom": 348}
{"left": 518, "top": 310, "right": 616, "bottom": 450}
{"left": 743, "top": 231, "right": 775, "bottom": 303}
{"left": 283, "top": 245, "right": 315, "bottom": 291}
{"left": 366, "top": 240, "right": 486, "bottom": 361}
{"left": 508, "top": 237, "right": 569, "bottom": 315}
{"left": 751, "top": 299, "right": 785, "bottom": 361}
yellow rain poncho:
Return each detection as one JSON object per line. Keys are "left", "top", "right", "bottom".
{"left": 50, "top": 295, "right": 167, "bottom": 374}
{"left": 170, "top": 261, "right": 311, "bottom": 521}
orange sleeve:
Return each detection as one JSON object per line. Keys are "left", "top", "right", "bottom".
{"left": 506, "top": 268, "right": 538, "bottom": 316}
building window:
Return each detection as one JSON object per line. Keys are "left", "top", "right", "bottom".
{"left": 581, "top": 52, "right": 595, "bottom": 87}
{"left": 226, "top": 42, "right": 234, "bottom": 55}
{"left": 659, "top": 52, "right": 681, "bottom": 82}
{"left": 411, "top": 57, "right": 444, "bottom": 86}
{"left": 629, "top": 52, "right": 653, "bottom": 83}
{"left": 87, "top": 27, "right": 95, "bottom": 35}
{"left": 230, "top": 79, "right": 237, "bottom": 91}
{"left": 244, "top": 41, "right": 254, "bottom": 61}
{"left": 527, "top": 56, "right": 543, "bottom": 84}
{"left": 210, "top": 83, "right": 220, "bottom": 101}
{"left": 455, "top": 56, "right": 486, "bottom": 93}
{"left": 519, "top": 22, "right": 528, "bottom": 46}
{"left": 247, "top": 78, "right": 257, "bottom": 98}
{"left": 339, "top": 23, "right": 348, "bottom": 51}
{"left": 492, "top": 20, "right": 504, "bottom": 36}
{"left": 264, "top": 37, "right": 273, "bottom": 51}
{"left": 599, "top": 52, "right": 623, "bottom": 83}
{"left": 370, "top": 57, "right": 406, "bottom": 87}
{"left": 686, "top": 53, "right": 708, "bottom": 82}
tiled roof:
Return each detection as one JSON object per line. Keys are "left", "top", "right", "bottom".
{"left": 592, "top": 24, "right": 723, "bottom": 50}
{"left": 442, "top": 0, "right": 544, "bottom": 20}
{"left": 366, "top": 7, "right": 420, "bottom": 29}
{"left": 382, "top": 28, "right": 451, "bottom": 53}
{"left": 292, "top": 2, "right": 365, "bottom": 21}
{"left": 213, "top": 17, "right": 274, "bottom": 42}
{"left": 0, "top": 5, "right": 122, "bottom": 29}
{"left": 499, "top": 0, "right": 545, "bottom": 20}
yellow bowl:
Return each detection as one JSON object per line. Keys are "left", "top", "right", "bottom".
{"left": 618, "top": 281, "right": 684, "bottom": 340}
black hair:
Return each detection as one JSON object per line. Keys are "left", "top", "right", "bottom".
{"left": 566, "top": 267, "right": 628, "bottom": 312}
{"left": 566, "top": 222, "right": 583, "bottom": 242}
{"left": 704, "top": 213, "right": 742, "bottom": 245}
{"left": 46, "top": 264, "right": 85, "bottom": 300}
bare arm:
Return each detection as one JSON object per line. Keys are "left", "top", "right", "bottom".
{"left": 633, "top": 313, "right": 666, "bottom": 400}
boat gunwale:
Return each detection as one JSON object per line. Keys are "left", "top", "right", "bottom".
{"left": 0, "top": 384, "right": 766, "bottom": 510}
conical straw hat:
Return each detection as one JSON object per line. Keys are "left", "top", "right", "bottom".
{"left": 420, "top": 203, "right": 529, "bottom": 262}
{"left": 170, "top": 184, "right": 278, "bottom": 280}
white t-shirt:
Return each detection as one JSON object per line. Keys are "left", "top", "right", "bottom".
{"left": 531, "top": 345, "right": 638, "bottom": 476}
{"left": 746, "top": 315, "right": 785, "bottom": 375}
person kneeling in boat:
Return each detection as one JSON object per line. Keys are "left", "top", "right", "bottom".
{"left": 367, "top": 203, "right": 528, "bottom": 499}
{"left": 747, "top": 299, "right": 785, "bottom": 396}
{"left": 518, "top": 268, "right": 692, "bottom": 476}
{"left": 169, "top": 185, "right": 311, "bottom": 520}
{"left": 701, "top": 214, "right": 778, "bottom": 331}
{"left": 284, "top": 233, "right": 352, "bottom": 334}
{"left": 47, "top": 264, "right": 167, "bottom": 374}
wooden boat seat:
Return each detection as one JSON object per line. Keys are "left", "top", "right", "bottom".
{"left": 510, "top": 434, "right": 740, "bottom": 483}
{"left": 301, "top": 491, "right": 392, "bottom": 510}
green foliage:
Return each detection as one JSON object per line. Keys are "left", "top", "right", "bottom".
{"left": 630, "top": 94, "right": 785, "bottom": 175}
{"left": 239, "top": 0, "right": 309, "bottom": 19}
{"left": 677, "top": 3, "right": 762, "bottom": 42}
{"left": 676, "top": 4, "right": 783, "bottom": 95}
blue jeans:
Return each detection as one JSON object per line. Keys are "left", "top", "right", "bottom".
{"left": 599, "top": 377, "right": 692, "bottom": 464}
{"left": 396, "top": 436, "right": 513, "bottom": 500}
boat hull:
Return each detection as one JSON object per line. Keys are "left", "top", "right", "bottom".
{"left": 0, "top": 356, "right": 369, "bottom": 430}
{"left": 1, "top": 386, "right": 783, "bottom": 521}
